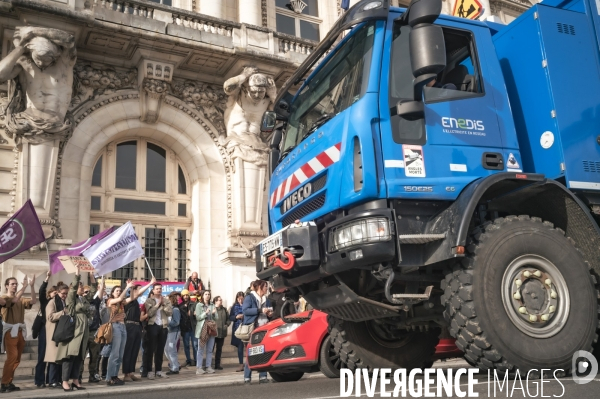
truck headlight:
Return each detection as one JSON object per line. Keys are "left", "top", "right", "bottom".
{"left": 330, "top": 218, "right": 391, "bottom": 251}
{"left": 270, "top": 323, "right": 303, "bottom": 337}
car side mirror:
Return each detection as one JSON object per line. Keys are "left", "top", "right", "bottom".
{"left": 261, "top": 111, "right": 278, "bottom": 133}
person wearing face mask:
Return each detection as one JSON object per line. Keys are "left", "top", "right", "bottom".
{"left": 45, "top": 283, "right": 68, "bottom": 389}
{"left": 242, "top": 280, "right": 273, "bottom": 384}
{"left": 55, "top": 268, "right": 97, "bottom": 392}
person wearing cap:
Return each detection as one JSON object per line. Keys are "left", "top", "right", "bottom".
{"left": 179, "top": 289, "right": 197, "bottom": 367}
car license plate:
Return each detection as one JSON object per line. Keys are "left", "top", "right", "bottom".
{"left": 248, "top": 345, "right": 265, "bottom": 356}
{"left": 260, "top": 232, "right": 282, "bottom": 256}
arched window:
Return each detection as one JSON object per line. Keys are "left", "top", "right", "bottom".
{"left": 89, "top": 139, "right": 191, "bottom": 283}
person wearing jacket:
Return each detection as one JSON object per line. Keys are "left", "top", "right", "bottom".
{"left": 194, "top": 290, "right": 217, "bottom": 375}
{"left": 213, "top": 296, "right": 230, "bottom": 370}
{"left": 186, "top": 272, "right": 204, "bottom": 302}
{"left": 55, "top": 269, "right": 97, "bottom": 391}
{"left": 142, "top": 283, "right": 173, "bottom": 379}
{"left": 44, "top": 283, "right": 67, "bottom": 389}
{"left": 79, "top": 278, "right": 105, "bottom": 384}
{"left": 178, "top": 290, "right": 197, "bottom": 367}
{"left": 164, "top": 293, "right": 181, "bottom": 375}
{"left": 34, "top": 270, "right": 51, "bottom": 388}
{"left": 242, "top": 280, "right": 272, "bottom": 384}
{"left": 229, "top": 292, "right": 245, "bottom": 372}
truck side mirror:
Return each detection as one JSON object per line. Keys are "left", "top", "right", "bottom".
{"left": 395, "top": 0, "right": 446, "bottom": 119}
{"left": 261, "top": 111, "right": 278, "bottom": 133}
{"left": 268, "top": 127, "right": 283, "bottom": 176}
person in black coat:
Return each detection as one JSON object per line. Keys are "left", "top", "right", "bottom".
{"left": 34, "top": 271, "right": 52, "bottom": 388}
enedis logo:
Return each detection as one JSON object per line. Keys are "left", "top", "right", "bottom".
{"left": 442, "top": 117, "right": 486, "bottom": 136}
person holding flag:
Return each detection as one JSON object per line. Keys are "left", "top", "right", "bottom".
{"left": 1, "top": 275, "right": 36, "bottom": 393}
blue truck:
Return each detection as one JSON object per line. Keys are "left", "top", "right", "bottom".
{"left": 256, "top": 0, "right": 600, "bottom": 375}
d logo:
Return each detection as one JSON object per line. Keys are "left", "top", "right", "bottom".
{"left": 572, "top": 350, "right": 598, "bottom": 384}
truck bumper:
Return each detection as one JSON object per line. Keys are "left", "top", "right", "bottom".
{"left": 256, "top": 208, "right": 397, "bottom": 285}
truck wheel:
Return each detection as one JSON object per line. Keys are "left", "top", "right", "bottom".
{"left": 268, "top": 371, "right": 304, "bottom": 382}
{"left": 328, "top": 316, "right": 439, "bottom": 371}
{"left": 319, "top": 335, "right": 345, "bottom": 378}
{"left": 441, "top": 215, "right": 600, "bottom": 374}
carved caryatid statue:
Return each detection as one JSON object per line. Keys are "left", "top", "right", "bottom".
{"left": 222, "top": 66, "right": 277, "bottom": 166}
{"left": 0, "top": 27, "right": 77, "bottom": 145}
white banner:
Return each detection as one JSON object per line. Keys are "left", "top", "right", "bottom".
{"left": 83, "top": 222, "right": 144, "bottom": 276}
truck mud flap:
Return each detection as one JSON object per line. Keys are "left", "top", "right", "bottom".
{"left": 303, "top": 284, "right": 401, "bottom": 322}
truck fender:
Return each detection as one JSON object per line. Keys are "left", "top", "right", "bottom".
{"left": 427, "top": 172, "right": 600, "bottom": 275}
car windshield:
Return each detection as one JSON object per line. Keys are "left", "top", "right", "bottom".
{"left": 280, "top": 21, "right": 376, "bottom": 156}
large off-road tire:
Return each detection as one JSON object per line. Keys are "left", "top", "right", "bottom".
{"left": 328, "top": 316, "right": 440, "bottom": 371}
{"left": 319, "top": 335, "right": 345, "bottom": 378}
{"left": 441, "top": 215, "right": 600, "bottom": 374}
{"left": 268, "top": 371, "right": 304, "bottom": 382}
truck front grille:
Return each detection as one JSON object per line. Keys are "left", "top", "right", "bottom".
{"left": 281, "top": 192, "right": 326, "bottom": 227}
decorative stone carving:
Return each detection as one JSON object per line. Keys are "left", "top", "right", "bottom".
{"left": 222, "top": 66, "right": 276, "bottom": 168}
{"left": 171, "top": 80, "right": 228, "bottom": 135}
{"left": 0, "top": 27, "right": 77, "bottom": 145}
{"left": 71, "top": 63, "right": 138, "bottom": 109}
{"left": 138, "top": 59, "right": 174, "bottom": 124}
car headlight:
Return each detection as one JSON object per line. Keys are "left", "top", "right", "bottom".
{"left": 270, "top": 323, "right": 302, "bottom": 337}
{"left": 330, "top": 217, "right": 391, "bottom": 251}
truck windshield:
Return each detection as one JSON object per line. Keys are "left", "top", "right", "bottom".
{"left": 280, "top": 22, "right": 376, "bottom": 156}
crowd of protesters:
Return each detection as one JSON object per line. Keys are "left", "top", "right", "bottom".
{"left": 0, "top": 269, "right": 310, "bottom": 391}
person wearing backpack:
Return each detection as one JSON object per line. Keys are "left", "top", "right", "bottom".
{"left": 164, "top": 293, "right": 181, "bottom": 375}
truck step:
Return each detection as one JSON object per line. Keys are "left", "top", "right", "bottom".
{"left": 398, "top": 233, "right": 445, "bottom": 244}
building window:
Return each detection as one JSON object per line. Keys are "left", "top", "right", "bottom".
{"left": 89, "top": 224, "right": 100, "bottom": 237}
{"left": 276, "top": 0, "right": 321, "bottom": 41}
{"left": 90, "top": 138, "right": 192, "bottom": 281}
{"left": 145, "top": 228, "right": 166, "bottom": 280}
{"left": 176, "top": 230, "right": 188, "bottom": 282}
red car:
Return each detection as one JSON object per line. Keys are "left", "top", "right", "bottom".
{"left": 247, "top": 310, "right": 462, "bottom": 382}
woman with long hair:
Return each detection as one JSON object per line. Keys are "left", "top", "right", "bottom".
{"left": 122, "top": 278, "right": 154, "bottom": 382}
{"left": 105, "top": 281, "right": 135, "bottom": 386}
{"left": 229, "top": 291, "right": 245, "bottom": 372}
{"left": 194, "top": 290, "right": 218, "bottom": 375}
{"left": 55, "top": 268, "right": 97, "bottom": 391}
{"left": 242, "top": 280, "right": 272, "bottom": 384}
{"left": 44, "top": 283, "right": 67, "bottom": 388}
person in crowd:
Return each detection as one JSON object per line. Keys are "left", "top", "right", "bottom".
{"left": 195, "top": 290, "right": 217, "bottom": 375}
{"left": 139, "top": 302, "right": 148, "bottom": 376}
{"left": 213, "top": 296, "right": 230, "bottom": 371}
{"left": 187, "top": 272, "right": 204, "bottom": 302}
{"left": 98, "top": 295, "right": 110, "bottom": 380}
{"left": 179, "top": 289, "right": 197, "bottom": 367}
{"left": 56, "top": 269, "right": 97, "bottom": 392}
{"left": 165, "top": 293, "right": 181, "bottom": 375}
{"left": 230, "top": 292, "right": 245, "bottom": 372}
{"left": 143, "top": 283, "right": 173, "bottom": 379}
{"left": 1, "top": 274, "right": 36, "bottom": 393}
{"left": 45, "top": 283, "right": 68, "bottom": 388}
{"left": 105, "top": 281, "right": 135, "bottom": 386}
{"left": 34, "top": 270, "right": 52, "bottom": 388}
{"left": 267, "top": 287, "right": 295, "bottom": 321}
{"left": 81, "top": 278, "right": 104, "bottom": 383}
{"left": 242, "top": 280, "right": 272, "bottom": 384}
{"left": 122, "top": 278, "right": 154, "bottom": 382}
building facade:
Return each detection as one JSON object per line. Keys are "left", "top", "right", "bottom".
{"left": 0, "top": 0, "right": 532, "bottom": 332}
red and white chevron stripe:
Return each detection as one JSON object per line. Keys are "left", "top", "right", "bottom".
{"left": 270, "top": 142, "right": 342, "bottom": 209}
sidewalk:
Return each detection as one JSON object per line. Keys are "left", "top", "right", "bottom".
{"left": 6, "top": 364, "right": 326, "bottom": 399}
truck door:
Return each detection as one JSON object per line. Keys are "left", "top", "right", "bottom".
{"left": 379, "top": 16, "right": 515, "bottom": 200}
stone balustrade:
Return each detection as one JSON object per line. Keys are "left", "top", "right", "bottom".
{"left": 94, "top": 0, "right": 155, "bottom": 18}
{"left": 275, "top": 33, "right": 317, "bottom": 55}
{"left": 171, "top": 14, "right": 233, "bottom": 37}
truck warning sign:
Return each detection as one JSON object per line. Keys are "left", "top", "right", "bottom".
{"left": 452, "top": 0, "right": 483, "bottom": 20}
{"left": 403, "top": 145, "right": 426, "bottom": 178}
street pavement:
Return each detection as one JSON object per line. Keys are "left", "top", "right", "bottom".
{"left": 6, "top": 358, "right": 600, "bottom": 398}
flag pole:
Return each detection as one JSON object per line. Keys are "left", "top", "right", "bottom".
{"left": 144, "top": 257, "right": 155, "bottom": 279}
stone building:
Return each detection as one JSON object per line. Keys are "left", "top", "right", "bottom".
{"left": 0, "top": 0, "right": 533, "bottom": 329}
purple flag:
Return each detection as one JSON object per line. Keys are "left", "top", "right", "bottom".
{"left": 49, "top": 227, "right": 114, "bottom": 274}
{"left": 0, "top": 199, "right": 45, "bottom": 264}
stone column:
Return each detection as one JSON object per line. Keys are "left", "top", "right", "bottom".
{"left": 238, "top": 0, "right": 263, "bottom": 26}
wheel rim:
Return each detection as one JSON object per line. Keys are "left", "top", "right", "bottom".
{"left": 365, "top": 320, "right": 413, "bottom": 348}
{"left": 327, "top": 340, "right": 345, "bottom": 370}
{"left": 501, "top": 254, "right": 570, "bottom": 338}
